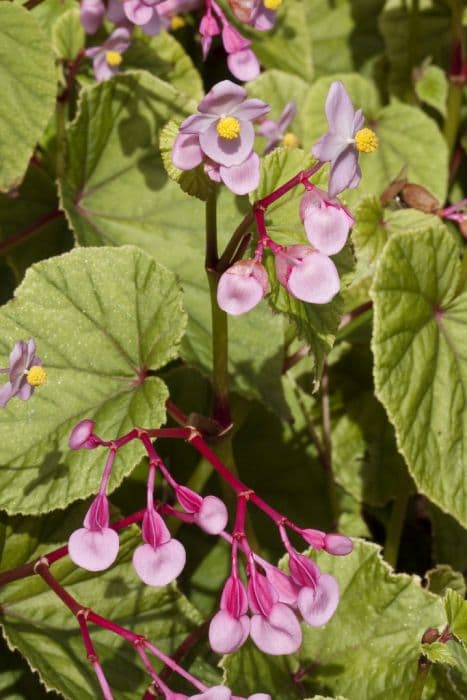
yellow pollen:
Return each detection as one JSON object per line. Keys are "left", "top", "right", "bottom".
{"left": 105, "top": 50, "right": 122, "bottom": 67}
{"left": 282, "top": 132, "right": 299, "bottom": 148}
{"left": 26, "top": 365, "right": 47, "bottom": 387}
{"left": 264, "top": 0, "right": 282, "bottom": 9}
{"left": 171, "top": 14, "right": 185, "bottom": 30}
{"left": 354, "top": 127, "right": 378, "bottom": 153}
{"left": 216, "top": 116, "right": 241, "bottom": 140}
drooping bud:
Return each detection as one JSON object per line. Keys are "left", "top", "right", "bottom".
{"left": 69, "top": 419, "right": 102, "bottom": 450}
{"left": 217, "top": 260, "right": 269, "bottom": 316}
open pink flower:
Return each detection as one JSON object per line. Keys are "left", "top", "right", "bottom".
{"left": 288, "top": 550, "right": 340, "bottom": 627}
{"left": 259, "top": 102, "right": 297, "bottom": 154}
{"left": 217, "top": 260, "right": 269, "bottom": 315}
{"left": 68, "top": 493, "right": 120, "bottom": 572}
{"left": 248, "top": 572, "right": 302, "bottom": 655}
{"left": 299, "top": 187, "right": 353, "bottom": 256}
{"left": 312, "top": 80, "right": 378, "bottom": 197}
{"left": 85, "top": 28, "right": 131, "bottom": 82}
{"left": 209, "top": 576, "right": 250, "bottom": 654}
{"left": 176, "top": 485, "right": 228, "bottom": 534}
{"left": 0, "top": 338, "right": 46, "bottom": 409}
{"left": 133, "top": 506, "right": 186, "bottom": 586}
{"left": 275, "top": 245, "right": 340, "bottom": 304}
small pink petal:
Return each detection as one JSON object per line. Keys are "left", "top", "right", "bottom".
{"left": 304, "top": 205, "right": 351, "bottom": 256}
{"left": 298, "top": 574, "right": 340, "bottom": 627}
{"left": 227, "top": 49, "right": 260, "bottom": 82}
{"left": 324, "top": 533, "right": 353, "bottom": 556}
{"left": 124, "top": 0, "right": 153, "bottom": 25}
{"left": 287, "top": 253, "right": 340, "bottom": 304}
{"left": 69, "top": 419, "right": 97, "bottom": 450}
{"left": 263, "top": 564, "right": 299, "bottom": 606}
{"left": 141, "top": 507, "right": 171, "bottom": 547}
{"left": 209, "top": 610, "right": 250, "bottom": 653}
{"left": 325, "top": 80, "right": 356, "bottom": 138}
{"left": 219, "top": 151, "right": 260, "bottom": 195}
{"left": 68, "top": 528, "right": 119, "bottom": 571}
{"left": 133, "top": 540, "right": 186, "bottom": 586}
{"left": 198, "top": 80, "right": 246, "bottom": 116}
{"left": 195, "top": 496, "right": 228, "bottom": 534}
{"left": 217, "top": 259, "right": 268, "bottom": 315}
{"left": 250, "top": 603, "right": 302, "bottom": 655}
{"left": 172, "top": 133, "right": 204, "bottom": 171}
{"left": 328, "top": 146, "right": 359, "bottom": 198}
{"left": 192, "top": 687, "right": 232, "bottom": 700}
{"left": 80, "top": 0, "right": 105, "bottom": 33}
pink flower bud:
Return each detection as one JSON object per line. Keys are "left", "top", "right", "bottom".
{"left": 69, "top": 419, "right": 101, "bottom": 450}
{"left": 275, "top": 245, "right": 340, "bottom": 304}
{"left": 217, "top": 260, "right": 269, "bottom": 316}
{"left": 176, "top": 485, "right": 203, "bottom": 513}
{"left": 248, "top": 573, "right": 277, "bottom": 617}
{"left": 324, "top": 533, "right": 353, "bottom": 556}
{"left": 221, "top": 576, "right": 248, "bottom": 617}
{"left": 288, "top": 549, "right": 320, "bottom": 588}
{"left": 221, "top": 23, "right": 250, "bottom": 54}
{"left": 196, "top": 495, "right": 228, "bottom": 534}
{"left": 300, "top": 528, "right": 326, "bottom": 550}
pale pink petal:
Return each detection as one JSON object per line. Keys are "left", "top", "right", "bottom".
{"left": 232, "top": 98, "right": 269, "bottom": 122}
{"left": 142, "top": 10, "right": 168, "bottom": 36}
{"left": 304, "top": 205, "right": 351, "bottom": 255}
{"left": 195, "top": 496, "right": 228, "bottom": 534}
{"left": 346, "top": 162, "right": 362, "bottom": 190}
{"left": 192, "top": 687, "right": 232, "bottom": 700}
{"left": 250, "top": 603, "right": 302, "bottom": 655}
{"left": 312, "top": 132, "right": 345, "bottom": 163}
{"left": 248, "top": 573, "right": 278, "bottom": 617}
{"left": 0, "top": 382, "right": 14, "bottom": 409}
{"left": 325, "top": 533, "right": 353, "bottom": 555}
{"left": 205, "top": 161, "right": 222, "bottom": 182}
{"left": 80, "top": 0, "right": 105, "bottom": 34}
{"left": 107, "top": 26, "right": 131, "bottom": 52}
{"left": 277, "top": 102, "right": 297, "bottom": 132}
{"left": 179, "top": 114, "right": 215, "bottom": 134}
{"left": 93, "top": 54, "right": 115, "bottom": 82}
{"left": 325, "top": 81, "right": 356, "bottom": 138}
{"left": 217, "top": 258, "right": 267, "bottom": 314}
{"left": 263, "top": 565, "right": 299, "bottom": 606}
{"left": 251, "top": 5, "right": 275, "bottom": 30}
{"left": 69, "top": 419, "right": 96, "bottom": 450}
{"left": 107, "top": 0, "right": 127, "bottom": 22}
{"left": 227, "top": 49, "right": 260, "bottom": 82}
{"left": 198, "top": 80, "right": 246, "bottom": 116}
{"left": 298, "top": 574, "right": 340, "bottom": 627}
{"left": 219, "top": 151, "right": 260, "bottom": 195}
{"left": 17, "top": 382, "right": 33, "bottom": 401}
{"left": 200, "top": 120, "right": 254, "bottom": 167}
{"left": 132, "top": 540, "right": 186, "bottom": 586}
{"left": 68, "top": 528, "right": 119, "bottom": 571}
{"left": 209, "top": 610, "right": 250, "bottom": 653}
{"left": 124, "top": 0, "right": 153, "bottom": 25}
{"left": 288, "top": 253, "right": 340, "bottom": 304}
{"left": 172, "top": 133, "right": 204, "bottom": 170}
{"left": 353, "top": 108, "right": 365, "bottom": 132}
{"left": 328, "top": 146, "right": 359, "bottom": 198}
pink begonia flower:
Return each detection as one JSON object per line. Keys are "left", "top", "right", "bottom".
{"left": 217, "top": 260, "right": 269, "bottom": 315}
{"left": 288, "top": 550, "right": 340, "bottom": 627}
{"left": 80, "top": 0, "right": 105, "bottom": 33}
{"left": 68, "top": 493, "right": 120, "bottom": 572}
{"left": 299, "top": 187, "right": 354, "bottom": 256}
{"left": 176, "top": 485, "right": 228, "bottom": 534}
{"left": 133, "top": 506, "right": 186, "bottom": 586}
{"left": 221, "top": 24, "right": 260, "bottom": 81}
{"left": 172, "top": 80, "right": 269, "bottom": 194}
{"left": 248, "top": 572, "right": 302, "bottom": 655}
{"left": 85, "top": 28, "right": 131, "bottom": 82}
{"left": 258, "top": 102, "right": 297, "bottom": 154}
{"left": 0, "top": 338, "right": 46, "bottom": 409}
{"left": 209, "top": 576, "right": 250, "bottom": 653}
{"left": 68, "top": 419, "right": 102, "bottom": 450}
{"left": 312, "top": 80, "right": 378, "bottom": 198}
{"left": 275, "top": 245, "right": 340, "bottom": 304}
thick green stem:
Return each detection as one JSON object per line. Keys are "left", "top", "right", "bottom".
{"left": 384, "top": 486, "right": 410, "bottom": 569}
{"left": 409, "top": 656, "right": 432, "bottom": 700}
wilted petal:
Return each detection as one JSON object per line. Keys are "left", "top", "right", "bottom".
{"left": 133, "top": 540, "right": 186, "bottom": 586}
{"left": 219, "top": 151, "right": 260, "bottom": 195}
{"left": 68, "top": 528, "right": 119, "bottom": 571}
{"left": 298, "top": 573, "right": 339, "bottom": 627}
{"left": 288, "top": 252, "right": 340, "bottom": 304}
{"left": 200, "top": 120, "right": 254, "bottom": 167}
{"left": 304, "top": 205, "right": 352, "bottom": 255}
{"left": 250, "top": 603, "right": 302, "bottom": 655}
{"left": 227, "top": 49, "right": 260, "bottom": 82}
{"left": 209, "top": 610, "right": 250, "bottom": 653}
{"left": 198, "top": 80, "right": 246, "bottom": 116}
{"left": 196, "top": 496, "right": 228, "bottom": 534}
{"left": 172, "top": 133, "right": 204, "bottom": 170}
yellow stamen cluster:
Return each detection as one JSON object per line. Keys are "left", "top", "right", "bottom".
{"left": 282, "top": 132, "right": 299, "bottom": 148}
{"left": 354, "top": 128, "right": 378, "bottom": 153}
{"left": 264, "top": 0, "right": 282, "bottom": 9}
{"left": 216, "top": 116, "right": 241, "bottom": 140}
{"left": 171, "top": 14, "right": 185, "bottom": 30}
{"left": 105, "top": 50, "right": 123, "bottom": 67}
{"left": 26, "top": 365, "right": 47, "bottom": 387}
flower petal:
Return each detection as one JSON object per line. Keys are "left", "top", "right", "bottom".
{"left": 123, "top": 0, "right": 153, "bottom": 25}
{"left": 179, "top": 113, "right": 215, "bottom": 135}
{"left": 328, "top": 146, "right": 359, "bottom": 198}
{"left": 192, "top": 687, "right": 232, "bottom": 700}
{"left": 288, "top": 252, "right": 340, "bottom": 304}
{"left": 196, "top": 495, "right": 229, "bottom": 534}
{"left": 232, "top": 98, "right": 269, "bottom": 122}
{"left": 311, "top": 132, "right": 346, "bottom": 163}
{"left": 250, "top": 603, "right": 302, "bottom": 655}
{"left": 325, "top": 80, "right": 356, "bottom": 137}
{"left": 172, "top": 133, "right": 204, "bottom": 170}
{"left": 304, "top": 205, "right": 352, "bottom": 255}
{"left": 132, "top": 540, "right": 186, "bottom": 586}
{"left": 209, "top": 610, "right": 250, "bottom": 653}
{"left": 298, "top": 573, "right": 340, "bottom": 627}
{"left": 0, "top": 382, "right": 14, "bottom": 409}
{"left": 227, "top": 49, "right": 260, "bottom": 82}
{"left": 219, "top": 151, "right": 260, "bottom": 195}
{"left": 217, "top": 258, "right": 266, "bottom": 314}
{"left": 200, "top": 121, "right": 254, "bottom": 167}
{"left": 68, "top": 528, "right": 120, "bottom": 571}
{"left": 198, "top": 80, "right": 246, "bottom": 116}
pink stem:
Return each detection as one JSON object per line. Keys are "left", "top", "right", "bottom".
{"left": 255, "top": 162, "right": 323, "bottom": 210}
{"left": 78, "top": 615, "right": 114, "bottom": 700}
{"left": 143, "top": 641, "right": 207, "bottom": 692}
{"left": 98, "top": 448, "right": 117, "bottom": 494}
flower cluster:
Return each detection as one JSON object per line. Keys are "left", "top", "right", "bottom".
{"left": 173, "top": 80, "right": 270, "bottom": 194}
{"left": 0, "top": 338, "right": 47, "bottom": 409}
{"left": 213, "top": 80, "right": 378, "bottom": 315}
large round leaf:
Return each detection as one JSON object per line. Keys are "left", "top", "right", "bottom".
{"left": 0, "top": 4, "right": 56, "bottom": 192}
{"left": 0, "top": 246, "right": 186, "bottom": 514}
{"left": 372, "top": 226, "right": 467, "bottom": 527}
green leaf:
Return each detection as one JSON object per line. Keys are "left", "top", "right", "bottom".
{"left": 0, "top": 4, "right": 57, "bottom": 192}
{"left": 379, "top": 0, "right": 451, "bottom": 100}
{"left": 422, "top": 642, "right": 457, "bottom": 666}
{"left": 0, "top": 636, "right": 58, "bottom": 699}
{"left": 429, "top": 503, "right": 467, "bottom": 573}
{"left": 0, "top": 246, "right": 186, "bottom": 514}
{"left": 426, "top": 565, "right": 466, "bottom": 598}
{"left": 0, "top": 508, "right": 203, "bottom": 699}
{"left": 445, "top": 590, "right": 467, "bottom": 646}
{"left": 301, "top": 73, "right": 449, "bottom": 205}
{"left": 222, "top": 643, "right": 299, "bottom": 699}
{"left": 60, "top": 73, "right": 289, "bottom": 418}
{"left": 371, "top": 226, "right": 467, "bottom": 526}
{"left": 0, "top": 164, "right": 73, "bottom": 281}
{"left": 160, "top": 120, "right": 217, "bottom": 201}
{"left": 415, "top": 64, "right": 449, "bottom": 118}
{"left": 51, "top": 8, "right": 84, "bottom": 60}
